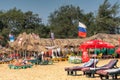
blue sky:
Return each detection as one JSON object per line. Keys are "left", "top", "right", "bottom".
{"left": 0, "top": 0, "right": 119, "bottom": 24}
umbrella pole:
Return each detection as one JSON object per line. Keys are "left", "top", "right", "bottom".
{"left": 25, "top": 50, "right": 26, "bottom": 59}
{"left": 10, "top": 51, "right": 12, "bottom": 59}
{"left": 20, "top": 51, "right": 22, "bottom": 58}
{"left": 14, "top": 50, "right": 16, "bottom": 59}
{"left": 10, "top": 51, "right": 12, "bottom": 64}
{"left": 23, "top": 50, "right": 25, "bottom": 58}
{"left": 94, "top": 44, "right": 97, "bottom": 68}
{"left": 17, "top": 50, "right": 18, "bottom": 60}
{"left": 22, "top": 50, "right": 23, "bottom": 58}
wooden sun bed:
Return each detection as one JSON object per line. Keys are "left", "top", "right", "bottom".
{"left": 96, "top": 68, "right": 120, "bottom": 80}
{"left": 81, "top": 59, "right": 118, "bottom": 78}
{"left": 64, "top": 59, "right": 98, "bottom": 76}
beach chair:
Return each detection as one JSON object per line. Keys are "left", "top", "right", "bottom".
{"left": 81, "top": 59, "right": 118, "bottom": 78}
{"left": 96, "top": 68, "right": 120, "bottom": 80}
{"left": 8, "top": 63, "right": 33, "bottom": 69}
{"left": 64, "top": 59, "right": 99, "bottom": 75}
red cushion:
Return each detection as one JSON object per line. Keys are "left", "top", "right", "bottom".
{"left": 81, "top": 67, "right": 90, "bottom": 71}
{"left": 96, "top": 70, "right": 108, "bottom": 75}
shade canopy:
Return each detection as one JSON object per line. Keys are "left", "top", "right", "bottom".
{"left": 79, "top": 39, "right": 115, "bottom": 50}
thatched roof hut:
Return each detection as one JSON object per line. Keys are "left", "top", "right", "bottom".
{"left": 8, "top": 33, "right": 120, "bottom": 52}
{"left": 9, "top": 32, "right": 41, "bottom": 51}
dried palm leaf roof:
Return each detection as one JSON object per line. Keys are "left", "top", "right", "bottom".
{"left": 8, "top": 33, "right": 120, "bottom": 52}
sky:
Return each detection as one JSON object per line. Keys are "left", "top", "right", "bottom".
{"left": 0, "top": 0, "right": 119, "bottom": 24}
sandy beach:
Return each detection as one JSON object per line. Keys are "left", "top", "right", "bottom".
{"left": 0, "top": 59, "right": 120, "bottom": 80}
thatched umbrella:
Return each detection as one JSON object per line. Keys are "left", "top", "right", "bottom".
{"left": 8, "top": 33, "right": 120, "bottom": 58}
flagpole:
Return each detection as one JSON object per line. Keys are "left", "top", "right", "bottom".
{"left": 50, "top": 31, "right": 54, "bottom": 46}
{"left": 78, "top": 21, "right": 90, "bottom": 62}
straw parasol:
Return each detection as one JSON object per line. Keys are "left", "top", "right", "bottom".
{"left": 8, "top": 33, "right": 120, "bottom": 54}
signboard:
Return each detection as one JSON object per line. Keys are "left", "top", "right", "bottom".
{"left": 9, "top": 34, "right": 14, "bottom": 42}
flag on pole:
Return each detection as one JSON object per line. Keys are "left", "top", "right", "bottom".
{"left": 78, "top": 22, "right": 87, "bottom": 38}
{"left": 50, "top": 32, "right": 54, "bottom": 40}
{"left": 9, "top": 34, "right": 15, "bottom": 42}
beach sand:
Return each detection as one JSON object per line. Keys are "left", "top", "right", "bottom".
{"left": 0, "top": 59, "right": 120, "bottom": 80}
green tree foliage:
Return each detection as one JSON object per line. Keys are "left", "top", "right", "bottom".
{"left": 95, "top": 0, "right": 120, "bottom": 34}
{"left": 48, "top": 5, "right": 102, "bottom": 38}
{"left": 22, "top": 11, "right": 41, "bottom": 33}
{"left": 48, "top": 5, "right": 85, "bottom": 38}
{"left": 0, "top": 0, "right": 120, "bottom": 46}
{"left": 0, "top": 8, "right": 47, "bottom": 46}
{"left": 84, "top": 12, "right": 96, "bottom": 36}
{"left": 48, "top": 0, "right": 120, "bottom": 37}
{"left": 0, "top": 8, "right": 45, "bottom": 35}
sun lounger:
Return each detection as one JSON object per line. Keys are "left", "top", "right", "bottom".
{"left": 8, "top": 63, "right": 33, "bottom": 69}
{"left": 96, "top": 68, "right": 120, "bottom": 80}
{"left": 64, "top": 59, "right": 99, "bottom": 75}
{"left": 0, "top": 58, "right": 13, "bottom": 64}
{"left": 8, "top": 64, "right": 33, "bottom": 69}
{"left": 81, "top": 59, "right": 118, "bottom": 78}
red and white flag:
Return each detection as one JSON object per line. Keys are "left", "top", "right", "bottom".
{"left": 78, "top": 22, "right": 87, "bottom": 38}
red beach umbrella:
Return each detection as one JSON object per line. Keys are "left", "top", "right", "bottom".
{"left": 79, "top": 39, "right": 114, "bottom": 50}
